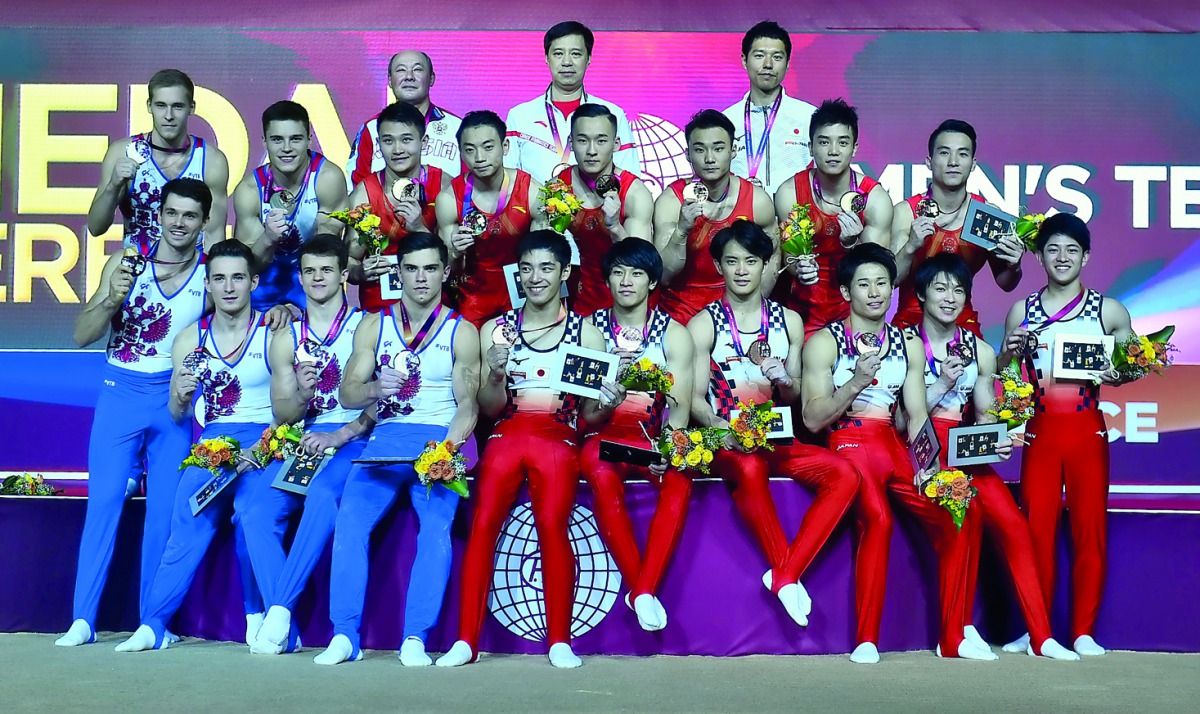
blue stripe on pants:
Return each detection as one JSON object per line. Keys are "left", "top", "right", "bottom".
{"left": 240, "top": 422, "right": 366, "bottom": 610}
{"left": 73, "top": 364, "right": 190, "bottom": 627}
{"left": 141, "top": 423, "right": 269, "bottom": 641}
{"left": 328, "top": 423, "right": 459, "bottom": 649}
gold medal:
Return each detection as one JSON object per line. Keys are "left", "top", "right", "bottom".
{"left": 463, "top": 209, "right": 489, "bottom": 237}
{"left": 915, "top": 198, "right": 941, "bottom": 219}
{"left": 268, "top": 188, "right": 295, "bottom": 211}
{"left": 683, "top": 181, "right": 708, "bottom": 203}
{"left": 551, "top": 163, "right": 572, "bottom": 179}
{"left": 391, "top": 177, "right": 419, "bottom": 202}
{"left": 840, "top": 191, "right": 867, "bottom": 214}
{"left": 120, "top": 247, "right": 147, "bottom": 277}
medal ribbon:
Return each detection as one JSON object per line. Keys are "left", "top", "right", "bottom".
{"left": 516, "top": 305, "right": 568, "bottom": 344}
{"left": 462, "top": 171, "right": 512, "bottom": 221}
{"left": 301, "top": 298, "right": 348, "bottom": 347}
{"left": 743, "top": 91, "right": 782, "bottom": 181}
{"left": 264, "top": 154, "right": 314, "bottom": 222}
{"left": 722, "top": 299, "right": 768, "bottom": 358}
{"left": 609, "top": 309, "right": 650, "bottom": 349}
{"left": 844, "top": 318, "right": 883, "bottom": 357}
{"left": 544, "top": 86, "right": 588, "bottom": 162}
{"left": 399, "top": 301, "right": 443, "bottom": 351}
{"left": 919, "top": 323, "right": 961, "bottom": 378}
{"left": 204, "top": 311, "right": 259, "bottom": 362}
{"left": 811, "top": 169, "right": 859, "bottom": 209}
{"left": 1021, "top": 288, "right": 1086, "bottom": 333}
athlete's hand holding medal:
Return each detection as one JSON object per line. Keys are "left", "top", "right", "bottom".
{"left": 389, "top": 177, "right": 426, "bottom": 231}
{"left": 677, "top": 180, "right": 707, "bottom": 235}
{"left": 908, "top": 199, "right": 939, "bottom": 251}
{"left": 991, "top": 231, "right": 1025, "bottom": 267}
{"left": 487, "top": 320, "right": 519, "bottom": 378}
{"left": 850, "top": 330, "right": 884, "bottom": 389}
{"left": 109, "top": 253, "right": 138, "bottom": 304}
{"left": 453, "top": 210, "right": 489, "bottom": 257}
{"left": 110, "top": 138, "right": 150, "bottom": 190}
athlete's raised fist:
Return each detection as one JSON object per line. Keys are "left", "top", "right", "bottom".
{"left": 263, "top": 208, "right": 289, "bottom": 241}
{"left": 108, "top": 157, "right": 138, "bottom": 190}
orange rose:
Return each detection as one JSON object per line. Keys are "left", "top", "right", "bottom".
{"left": 1127, "top": 343, "right": 1142, "bottom": 356}
{"left": 1136, "top": 355, "right": 1149, "bottom": 367}
{"left": 671, "top": 431, "right": 689, "bottom": 448}
{"left": 428, "top": 460, "right": 454, "bottom": 482}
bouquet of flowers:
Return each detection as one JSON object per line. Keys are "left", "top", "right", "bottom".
{"left": 618, "top": 357, "right": 675, "bottom": 398}
{"left": 539, "top": 179, "right": 583, "bottom": 234}
{"left": 655, "top": 427, "right": 722, "bottom": 474}
{"left": 1110, "top": 326, "right": 1177, "bottom": 382}
{"left": 328, "top": 203, "right": 387, "bottom": 254}
{"left": 415, "top": 440, "right": 470, "bottom": 498}
{"left": 920, "top": 468, "right": 977, "bottom": 530}
{"left": 251, "top": 424, "right": 304, "bottom": 467}
{"left": 180, "top": 436, "right": 241, "bottom": 477}
{"left": 987, "top": 361, "right": 1036, "bottom": 428}
{"left": 729, "top": 399, "right": 780, "bottom": 452}
{"left": 0, "top": 473, "right": 61, "bottom": 496}
{"left": 1014, "top": 209, "right": 1046, "bottom": 253}
{"left": 779, "top": 203, "right": 816, "bottom": 257}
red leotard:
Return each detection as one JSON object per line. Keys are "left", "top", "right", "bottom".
{"left": 658, "top": 176, "right": 757, "bottom": 325}
{"left": 891, "top": 193, "right": 988, "bottom": 336}
{"left": 359, "top": 167, "right": 444, "bottom": 313}
{"left": 560, "top": 168, "right": 641, "bottom": 316}
{"left": 449, "top": 171, "right": 535, "bottom": 327}
{"left": 771, "top": 169, "right": 880, "bottom": 335}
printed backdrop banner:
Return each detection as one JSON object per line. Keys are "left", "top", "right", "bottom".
{"left": 0, "top": 29, "right": 1195, "bottom": 481}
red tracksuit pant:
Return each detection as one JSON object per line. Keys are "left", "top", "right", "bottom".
{"left": 456, "top": 415, "right": 581, "bottom": 653}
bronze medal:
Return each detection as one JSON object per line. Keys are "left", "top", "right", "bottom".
{"left": 855, "top": 331, "right": 882, "bottom": 356}
{"left": 463, "top": 209, "right": 489, "bottom": 236}
{"left": 594, "top": 173, "right": 620, "bottom": 196}
{"left": 1021, "top": 332, "right": 1040, "bottom": 356}
{"left": 491, "top": 321, "right": 518, "bottom": 347}
{"left": 391, "top": 177, "right": 419, "bottom": 202}
{"left": 947, "top": 341, "right": 975, "bottom": 367}
{"left": 747, "top": 338, "right": 772, "bottom": 366}
{"left": 120, "top": 247, "right": 147, "bottom": 277}
{"left": 683, "top": 181, "right": 708, "bottom": 203}
{"left": 915, "top": 198, "right": 941, "bottom": 219}
{"left": 840, "top": 191, "right": 867, "bottom": 214}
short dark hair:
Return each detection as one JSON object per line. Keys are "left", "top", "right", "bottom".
{"left": 809, "top": 98, "right": 859, "bottom": 144}
{"left": 603, "top": 238, "right": 663, "bottom": 285}
{"left": 710, "top": 220, "right": 773, "bottom": 262}
{"left": 836, "top": 243, "right": 897, "bottom": 288}
{"left": 161, "top": 177, "right": 212, "bottom": 220}
{"left": 376, "top": 101, "right": 427, "bottom": 138}
{"left": 685, "top": 109, "right": 736, "bottom": 145}
{"left": 299, "top": 234, "right": 349, "bottom": 271}
{"left": 927, "top": 119, "right": 977, "bottom": 157}
{"left": 741, "top": 20, "right": 791, "bottom": 59}
{"left": 147, "top": 69, "right": 194, "bottom": 104}
{"left": 457, "top": 110, "right": 506, "bottom": 145}
{"left": 206, "top": 239, "right": 256, "bottom": 277}
{"left": 518, "top": 229, "right": 572, "bottom": 268}
{"left": 544, "top": 21, "right": 594, "bottom": 55}
{"left": 570, "top": 103, "right": 618, "bottom": 136}
{"left": 397, "top": 231, "right": 449, "bottom": 267}
{"left": 262, "top": 100, "right": 310, "bottom": 135}
{"left": 1035, "top": 212, "right": 1091, "bottom": 253}
{"left": 914, "top": 252, "right": 973, "bottom": 303}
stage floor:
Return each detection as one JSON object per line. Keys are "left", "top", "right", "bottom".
{"left": 6, "top": 632, "right": 1199, "bottom": 713}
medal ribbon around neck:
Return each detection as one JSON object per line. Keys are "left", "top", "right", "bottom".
{"left": 919, "top": 323, "right": 961, "bottom": 378}
{"left": 722, "top": 298, "right": 769, "bottom": 358}
{"left": 609, "top": 309, "right": 651, "bottom": 352}
{"left": 744, "top": 91, "right": 782, "bottom": 181}
{"left": 544, "top": 86, "right": 588, "bottom": 162}
{"left": 204, "top": 311, "right": 258, "bottom": 362}
{"left": 462, "top": 171, "right": 512, "bottom": 222}
{"left": 811, "top": 169, "right": 858, "bottom": 208}
{"left": 400, "top": 301, "right": 444, "bottom": 352}
{"left": 264, "top": 155, "right": 313, "bottom": 221}
{"left": 300, "top": 298, "right": 348, "bottom": 347}
{"left": 1021, "top": 288, "right": 1086, "bottom": 333}
{"left": 844, "top": 318, "right": 883, "bottom": 357}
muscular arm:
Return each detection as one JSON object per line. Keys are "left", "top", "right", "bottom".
{"left": 754, "top": 186, "right": 783, "bottom": 297}
{"left": 168, "top": 327, "right": 201, "bottom": 423}
{"left": 653, "top": 192, "right": 687, "bottom": 282}
{"left": 346, "top": 182, "right": 371, "bottom": 284}
{"left": 971, "top": 341, "right": 999, "bottom": 423}
{"left": 902, "top": 335, "right": 931, "bottom": 442}
{"left": 268, "top": 326, "right": 307, "bottom": 425}
{"left": 861, "top": 184, "right": 894, "bottom": 247}
{"left": 773, "top": 309, "right": 806, "bottom": 405}
{"left": 339, "top": 312, "right": 382, "bottom": 409}
{"left": 203, "top": 148, "right": 231, "bottom": 250}
{"left": 434, "top": 186, "right": 463, "bottom": 259}
{"left": 890, "top": 201, "right": 921, "bottom": 282}
{"left": 314, "top": 164, "right": 350, "bottom": 235}
{"left": 998, "top": 300, "right": 1028, "bottom": 366}
{"left": 618, "top": 180, "right": 654, "bottom": 241}
{"left": 74, "top": 252, "right": 126, "bottom": 347}
{"left": 527, "top": 177, "right": 548, "bottom": 232}
{"left": 87, "top": 140, "right": 132, "bottom": 237}
{"left": 446, "top": 321, "right": 482, "bottom": 444}
{"left": 801, "top": 331, "right": 863, "bottom": 432}
{"left": 232, "top": 177, "right": 272, "bottom": 260}
{"left": 687, "top": 312, "right": 724, "bottom": 429}
{"left": 1103, "top": 296, "right": 1135, "bottom": 344}
{"left": 663, "top": 322, "right": 695, "bottom": 429}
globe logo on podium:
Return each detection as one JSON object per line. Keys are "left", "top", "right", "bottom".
{"left": 488, "top": 503, "right": 621, "bottom": 642}
{"left": 628, "top": 113, "right": 693, "bottom": 199}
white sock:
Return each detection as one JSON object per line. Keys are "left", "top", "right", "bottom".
{"left": 956, "top": 640, "right": 999, "bottom": 661}
{"left": 776, "top": 583, "right": 809, "bottom": 627}
{"left": 313, "top": 634, "right": 359, "bottom": 665}
{"left": 1003, "top": 632, "right": 1030, "bottom": 653}
{"left": 250, "top": 606, "right": 292, "bottom": 655}
{"left": 761, "top": 569, "right": 774, "bottom": 591}
{"left": 115, "top": 625, "right": 159, "bottom": 653}
{"left": 435, "top": 641, "right": 475, "bottom": 667}
{"left": 850, "top": 642, "right": 880, "bottom": 664}
{"left": 245, "top": 612, "right": 264, "bottom": 647}
{"left": 633, "top": 594, "right": 663, "bottom": 632}
{"left": 55, "top": 619, "right": 94, "bottom": 647}
{"left": 963, "top": 625, "right": 990, "bottom": 651}
{"left": 164, "top": 630, "right": 181, "bottom": 645}
{"left": 651, "top": 596, "right": 668, "bottom": 630}
{"left": 399, "top": 637, "right": 432, "bottom": 667}
{"left": 1073, "top": 635, "right": 1106, "bottom": 657}
{"left": 794, "top": 580, "right": 812, "bottom": 618}
{"left": 548, "top": 642, "right": 582, "bottom": 669}
{"left": 1033, "top": 637, "right": 1080, "bottom": 661}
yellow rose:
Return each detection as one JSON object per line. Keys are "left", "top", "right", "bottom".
{"left": 999, "top": 409, "right": 1013, "bottom": 419}
{"left": 689, "top": 431, "right": 702, "bottom": 444}
{"left": 686, "top": 449, "right": 702, "bottom": 466}
{"left": 269, "top": 439, "right": 279, "bottom": 451}
{"left": 1144, "top": 346, "right": 1156, "bottom": 360}
{"left": 1003, "top": 380, "right": 1017, "bottom": 392}
{"left": 741, "top": 438, "right": 754, "bottom": 450}
{"left": 637, "top": 357, "right": 653, "bottom": 370}
{"left": 924, "top": 483, "right": 938, "bottom": 497}
{"left": 701, "top": 449, "right": 714, "bottom": 464}
{"left": 671, "top": 455, "right": 684, "bottom": 468}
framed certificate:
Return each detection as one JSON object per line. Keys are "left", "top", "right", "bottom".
{"left": 379, "top": 255, "right": 403, "bottom": 301}
{"left": 729, "top": 406, "right": 794, "bottom": 441}
{"left": 947, "top": 423, "right": 1008, "bottom": 467}
{"left": 1053, "top": 333, "right": 1114, "bottom": 381}
{"left": 271, "top": 452, "right": 330, "bottom": 496}
{"left": 962, "top": 198, "right": 1017, "bottom": 251}
{"left": 908, "top": 418, "right": 942, "bottom": 476}
{"left": 599, "top": 440, "right": 664, "bottom": 467}
{"left": 548, "top": 345, "right": 620, "bottom": 400}
{"left": 189, "top": 468, "right": 239, "bottom": 516}
{"left": 503, "top": 262, "right": 569, "bottom": 309}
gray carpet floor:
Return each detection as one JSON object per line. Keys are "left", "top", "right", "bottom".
{"left": 5, "top": 632, "right": 1198, "bottom": 713}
